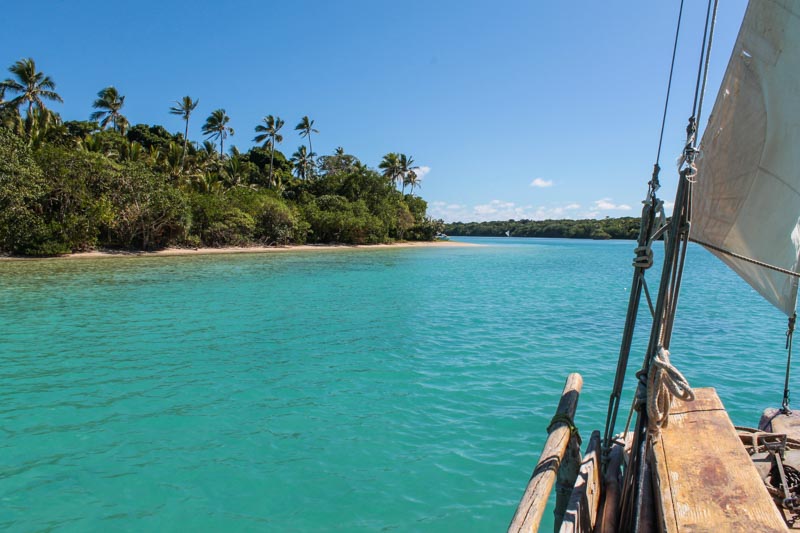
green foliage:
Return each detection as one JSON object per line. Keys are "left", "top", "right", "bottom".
{"left": 126, "top": 123, "right": 182, "bottom": 153}
{"left": 302, "top": 196, "right": 387, "bottom": 244}
{"left": 34, "top": 145, "right": 118, "bottom": 251}
{"left": 258, "top": 196, "right": 307, "bottom": 245}
{"left": 107, "top": 163, "right": 188, "bottom": 249}
{"left": 0, "top": 58, "right": 439, "bottom": 254}
{"left": 444, "top": 217, "right": 641, "bottom": 240}
{"left": 0, "top": 128, "right": 53, "bottom": 254}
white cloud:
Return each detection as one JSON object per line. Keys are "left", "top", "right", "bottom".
{"left": 530, "top": 178, "right": 553, "bottom": 188}
{"left": 412, "top": 166, "right": 431, "bottom": 179}
{"left": 593, "top": 198, "right": 632, "bottom": 211}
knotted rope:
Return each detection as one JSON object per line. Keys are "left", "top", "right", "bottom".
{"left": 647, "top": 347, "right": 695, "bottom": 439}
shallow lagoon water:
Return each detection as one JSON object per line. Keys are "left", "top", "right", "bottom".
{"left": 0, "top": 238, "right": 788, "bottom": 531}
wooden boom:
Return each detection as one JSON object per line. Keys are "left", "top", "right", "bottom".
{"left": 509, "top": 373, "right": 583, "bottom": 533}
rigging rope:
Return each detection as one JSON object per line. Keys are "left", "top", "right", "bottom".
{"left": 655, "top": 0, "right": 686, "bottom": 168}
{"left": 688, "top": 237, "right": 800, "bottom": 278}
{"left": 783, "top": 313, "right": 797, "bottom": 413}
{"left": 647, "top": 347, "right": 695, "bottom": 439}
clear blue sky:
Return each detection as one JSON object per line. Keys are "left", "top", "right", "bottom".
{"left": 1, "top": 1, "right": 748, "bottom": 222}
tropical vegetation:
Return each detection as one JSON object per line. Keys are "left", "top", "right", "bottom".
{"left": 0, "top": 58, "right": 442, "bottom": 256}
{"left": 445, "top": 217, "right": 642, "bottom": 240}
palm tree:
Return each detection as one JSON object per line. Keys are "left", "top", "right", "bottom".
{"left": 169, "top": 95, "right": 199, "bottom": 168}
{"left": 398, "top": 153, "right": 416, "bottom": 194}
{"left": 1, "top": 58, "right": 63, "bottom": 136}
{"left": 295, "top": 115, "right": 318, "bottom": 155}
{"left": 379, "top": 152, "right": 402, "bottom": 188}
{"left": 254, "top": 115, "right": 284, "bottom": 186}
{"left": 202, "top": 109, "right": 234, "bottom": 156}
{"left": 0, "top": 58, "right": 63, "bottom": 116}
{"left": 405, "top": 170, "right": 422, "bottom": 195}
{"left": 291, "top": 145, "right": 315, "bottom": 180}
{"left": 91, "top": 86, "right": 127, "bottom": 133}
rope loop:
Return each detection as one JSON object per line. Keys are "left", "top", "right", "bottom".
{"left": 647, "top": 347, "right": 695, "bottom": 440}
{"left": 633, "top": 246, "right": 654, "bottom": 269}
{"left": 548, "top": 413, "right": 581, "bottom": 444}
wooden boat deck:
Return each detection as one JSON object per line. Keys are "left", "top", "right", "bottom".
{"left": 650, "top": 387, "right": 787, "bottom": 532}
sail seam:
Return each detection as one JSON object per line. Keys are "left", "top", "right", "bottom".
{"left": 689, "top": 237, "right": 800, "bottom": 278}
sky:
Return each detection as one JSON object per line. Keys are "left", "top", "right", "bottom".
{"left": 1, "top": 0, "right": 749, "bottom": 222}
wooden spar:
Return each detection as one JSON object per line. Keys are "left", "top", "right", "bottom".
{"left": 508, "top": 373, "right": 583, "bottom": 533}
{"left": 597, "top": 438, "right": 624, "bottom": 533}
{"left": 554, "top": 431, "right": 582, "bottom": 530}
{"left": 559, "top": 430, "right": 601, "bottom": 533}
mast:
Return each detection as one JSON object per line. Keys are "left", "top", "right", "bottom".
{"left": 605, "top": 1, "right": 720, "bottom": 530}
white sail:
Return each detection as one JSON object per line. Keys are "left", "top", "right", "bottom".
{"left": 692, "top": 0, "right": 800, "bottom": 317}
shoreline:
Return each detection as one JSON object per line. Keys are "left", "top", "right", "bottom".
{"left": 0, "top": 240, "right": 475, "bottom": 261}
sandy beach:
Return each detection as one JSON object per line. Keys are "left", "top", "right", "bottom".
{"left": 0, "top": 240, "right": 476, "bottom": 261}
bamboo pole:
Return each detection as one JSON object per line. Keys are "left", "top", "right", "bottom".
{"left": 508, "top": 373, "right": 583, "bottom": 533}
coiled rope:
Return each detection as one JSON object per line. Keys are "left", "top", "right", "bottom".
{"left": 647, "top": 347, "right": 695, "bottom": 439}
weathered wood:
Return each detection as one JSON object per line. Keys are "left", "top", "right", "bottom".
{"left": 509, "top": 373, "right": 583, "bottom": 533}
{"left": 558, "top": 430, "right": 601, "bottom": 533}
{"left": 651, "top": 387, "right": 787, "bottom": 532}
{"left": 597, "top": 439, "right": 624, "bottom": 533}
{"left": 554, "top": 433, "right": 582, "bottom": 531}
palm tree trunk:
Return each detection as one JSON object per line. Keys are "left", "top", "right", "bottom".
{"left": 269, "top": 140, "right": 275, "bottom": 187}
{"left": 181, "top": 118, "right": 189, "bottom": 170}
{"left": 26, "top": 101, "right": 33, "bottom": 137}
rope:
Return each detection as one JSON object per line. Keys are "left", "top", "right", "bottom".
{"left": 655, "top": 0, "right": 686, "bottom": 167}
{"left": 647, "top": 347, "right": 695, "bottom": 439}
{"left": 783, "top": 313, "right": 797, "bottom": 413}
{"left": 694, "top": 0, "right": 719, "bottom": 136}
{"left": 633, "top": 246, "right": 653, "bottom": 269}
{"left": 548, "top": 413, "right": 581, "bottom": 442}
{"left": 689, "top": 237, "right": 800, "bottom": 278}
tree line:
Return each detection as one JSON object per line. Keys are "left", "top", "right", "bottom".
{"left": 444, "top": 217, "right": 642, "bottom": 240}
{"left": 0, "top": 58, "right": 443, "bottom": 256}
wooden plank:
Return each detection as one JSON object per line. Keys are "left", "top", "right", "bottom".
{"left": 559, "top": 430, "right": 601, "bottom": 533}
{"left": 651, "top": 387, "right": 787, "bottom": 532}
{"left": 508, "top": 373, "right": 583, "bottom": 533}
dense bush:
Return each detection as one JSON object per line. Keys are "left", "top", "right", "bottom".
{"left": 0, "top": 116, "right": 438, "bottom": 255}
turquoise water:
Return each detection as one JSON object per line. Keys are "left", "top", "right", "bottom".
{"left": 0, "top": 238, "right": 789, "bottom": 531}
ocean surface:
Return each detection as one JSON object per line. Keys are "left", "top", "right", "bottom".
{"left": 0, "top": 237, "right": 789, "bottom": 531}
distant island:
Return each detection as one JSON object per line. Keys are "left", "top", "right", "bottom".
{"left": 445, "top": 217, "right": 641, "bottom": 240}
{"left": 0, "top": 58, "right": 442, "bottom": 257}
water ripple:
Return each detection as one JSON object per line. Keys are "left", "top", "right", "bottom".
{"left": 0, "top": 239, "right": 786, "bottom": 531}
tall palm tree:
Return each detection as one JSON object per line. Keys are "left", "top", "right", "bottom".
{"left": 295, "top": 115, "right": 318, "bottom": 155}
{"left": 291, "top": 145, "right": 315, "bottom": 180}
{"left": 1, "top": 58, "right": 63, "bottom": 135}
{"left": 202, "top": 109, "right": 234, "bottom": 156}
{"left": 169, "top": 95, "right": 199, "bottom": 168}
{"left": 379, "top": 152, "right": 402, "bottom": 188}
{"left": 254, "top": 115, "right": 284, "bottom": 186}
{"left": 398, "top": 153, "right": 416, "bottom": 194}
{"left": 91, "top": 86, "right": 127, "bottom": 132}
{"left": 0, "top": 58, "right": 63, "bottom": 116}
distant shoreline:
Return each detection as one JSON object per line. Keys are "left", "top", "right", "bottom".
{"left": 0, "top": 240, "right": 475, "bottom": 261}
